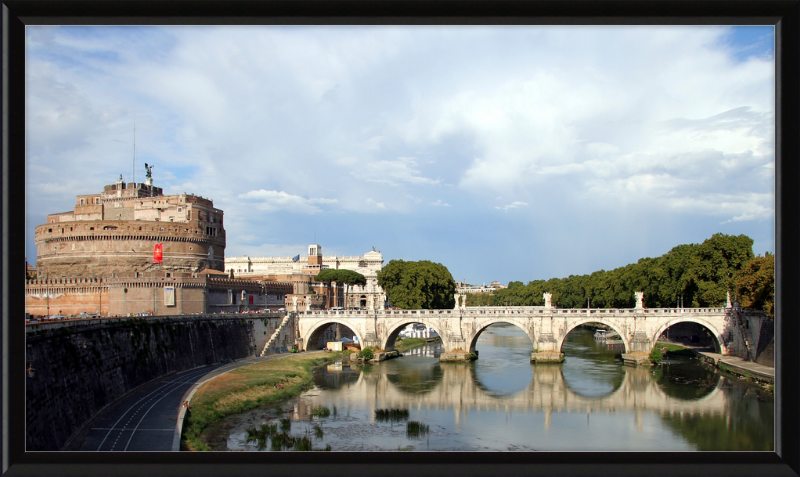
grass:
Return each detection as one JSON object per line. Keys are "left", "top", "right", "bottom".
{"left": 406, "top": 421, "right": 430, "bottom": 438}
{"left": 374, "top": 408, "right": 409, "bottom": 422}
{"left": 181, "top": 350, "right": 350, "bottom": 451}
{"left": 655, "top": 342, "right": 696, "bottom": 357}
{"left": 394, "top": 337, "right": 429, "bottom": 351}
{"left": 311, "top": 406, "right": 331, "bottom": 418}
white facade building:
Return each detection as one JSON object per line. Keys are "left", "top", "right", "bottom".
{"left": 225, "top": 246, "right": 387, "bottom": 309}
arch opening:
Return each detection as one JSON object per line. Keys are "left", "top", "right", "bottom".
{"left": 304, "top": 320, "right": 362, "bottom": 352}
{"left": 383, "top": 321, "right": 442, "bottom": 352}
{"left": 653, "top": 320, "right": 723, "bottom": 354}
{"left": 558, "top": 320, "right": 629, "bottom": 354}
{"left": 467, "top": 321, "right": 535, "bottom": 354}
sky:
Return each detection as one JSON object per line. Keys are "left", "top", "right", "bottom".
{"left": 24, "top": 25, "right": 775, "bottom": 285}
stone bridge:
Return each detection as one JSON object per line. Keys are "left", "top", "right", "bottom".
{"left": 295, "top": 292, "right": 764, "bottom": 361}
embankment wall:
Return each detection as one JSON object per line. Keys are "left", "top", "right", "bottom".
{"left": 25, "top": 314, "right": 286, "bottom": 451}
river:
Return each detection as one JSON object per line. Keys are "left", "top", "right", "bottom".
{"left": 215, "top": 323, "right": 774, "bottom": 451}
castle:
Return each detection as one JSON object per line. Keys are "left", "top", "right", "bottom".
{"left": 27, "top": 173, "right": 292, "bottom": 317}
{"left": 34, "top": 174, "right": 225, "bottom": 279}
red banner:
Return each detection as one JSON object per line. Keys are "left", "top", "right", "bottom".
{"left": 153, "top": 243, "right": 163, "bottom": 263}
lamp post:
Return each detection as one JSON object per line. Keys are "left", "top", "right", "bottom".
{"left": 46, "top": 270, "right": 50, "bottom": 318}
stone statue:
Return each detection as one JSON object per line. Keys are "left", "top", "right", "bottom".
{"left": 454, "top": 293, "right": 460, "bottom": 309}
{"left": 145, "top": 163, "right": 153, "bottom": 179}
{"left": 635, "top": 291, "right": 644, "bottom": 309}
{"left": 119, "top": 174, "right": 123, "bottom": 182}
{"left": 543, "top": 292, "right": 552, "bottom": 308}
{"left": 725, "top": 291, "right": 732, "bottom": 308}
{"left": 461, "top": 294, "right": 467, "bottom": 308}
{"left": 292, "top": 295, "right": 298, "bottom": 311}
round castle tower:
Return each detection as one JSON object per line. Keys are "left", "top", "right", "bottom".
{"left": 34, "top": 175, "right": 226, "bottom": 279}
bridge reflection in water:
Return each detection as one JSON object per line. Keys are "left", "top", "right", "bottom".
{"left": 232, "top": 325, "right": 772, "bottom": 451}
{"left": 338, "top": 357, "right": 727, "bottom": 430}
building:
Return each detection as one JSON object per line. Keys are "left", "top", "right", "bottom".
{"left": 25, "top": 275, "right": 293, "bottom": 317}
{"left": 226, "top": 245, "right": 386, "bottom": 311}
{"left": 27, "top": 171, "right": 294, "bottom": 317}
{"left": 456, "top": 280, "right": 499, "bottom": 294}
{"left": 34, "top": 174, "right": 225, "bottom": 279}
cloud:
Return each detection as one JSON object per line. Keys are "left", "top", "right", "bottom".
{"left": 366, "top": 198, "right": 386, "bottom": 209}
{"left": 495, "top": 201, "right": 528, "bottom": 211}
{"left": 358, "top": 157, "right": 440, "bottom": 186}
{"left": 24, "top": 25, "right": 775, "bottom": 282}
{"left": 237, "top": 189, "right": 338, "bottom": 214}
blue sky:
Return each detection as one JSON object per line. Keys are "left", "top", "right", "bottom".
{"left": 25, "top": 25, "right": 775, "bottom": 285}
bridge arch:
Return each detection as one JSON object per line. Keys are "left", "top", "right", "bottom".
{"left": 382, "top": 319, "right": 446, "bottom": 352}
{"left": 556, "top": 318, "right": 630, "bottom": 353}
{"left": 466, "top": 319, "right": 536, "bottom": 354}
{"left": 303, "top": 318, "right": 365, "bottom": 351}
{"left": 650, "top": 318, "right": 725, "bottom": 353}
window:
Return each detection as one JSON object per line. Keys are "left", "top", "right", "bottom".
{"left": 95, "top": 198, "right": 100, "bottom": 204}
{"left": 80, "top": 199, "right": 85, "bottom": 206}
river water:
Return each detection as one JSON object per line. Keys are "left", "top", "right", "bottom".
{"left": 218, "top": 324, "right": 773, "bottom": 451}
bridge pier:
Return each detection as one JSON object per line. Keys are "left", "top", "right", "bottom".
{"left": 531, "top": 332, "right": 564, "bottom": 363}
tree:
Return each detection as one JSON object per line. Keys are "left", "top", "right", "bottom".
{"left": 377, "top": 260, "right": 456, "bottom": 309}
{"left": 314, "top": 269, "right": 366, "bottom": 286}
{"left": 734, "top": 253, "right": 774, "bottom": 317}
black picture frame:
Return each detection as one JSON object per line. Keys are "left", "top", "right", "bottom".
{"left": 3, "top": 1, "right": 798, "bottom": 476}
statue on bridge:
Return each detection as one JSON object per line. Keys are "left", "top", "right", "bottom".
{"left": 454, "top": 293, "right": 461, "bottom": 310}
{"left": 635, "top": 292, "right": 644, "bottom": 309}
{"left": 543, "top": 292, "right": 552, "bottom": 308}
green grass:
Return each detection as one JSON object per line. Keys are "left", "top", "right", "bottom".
{"left": 394, "top": 337, "right": 429, "bottom": 351}
{"left": 406, "top": 421, "right": 430, "bottom": 438}
{"left": 181, "top": 350, "right": 350, "bottom": 451}
{"left": 375, "top": 408, "right": 409, "bottom": 422}
{"left": 311, "top": 406, "right": 331, "bottom": 418}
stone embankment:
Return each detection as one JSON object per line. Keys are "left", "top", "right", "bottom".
{"left": 25, "top": 314, "right": 286, "bottom": 451}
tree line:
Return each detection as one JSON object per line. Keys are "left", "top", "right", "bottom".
{"left": 466, "top": 233, "right": 774, "bottom": 317}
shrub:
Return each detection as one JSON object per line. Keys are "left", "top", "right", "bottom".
{"left": 359, "top": 347, "right": 374, "bottom": 360}
{"left": 649, "top": 347, "right": 663, "bottom": 364}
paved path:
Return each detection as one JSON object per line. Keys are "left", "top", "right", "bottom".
{"left": 75, "top": 352, "right": 324, "bottom": 451}
{"left": 696, "top": 351, "right": 774, "bottom": 381}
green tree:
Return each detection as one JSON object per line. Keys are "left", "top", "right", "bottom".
{"left": 734, "top": 253, "right": 774, "bottom": 317}
{"left": 377, "top": 260, "right": 456, "bottom": 309}
{"left": 314, "top": 269, "right": 366, "bottom": 286}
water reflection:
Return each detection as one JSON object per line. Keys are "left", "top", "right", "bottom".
{"left": 221, "top": 325, "right": 773, "bottom": 451}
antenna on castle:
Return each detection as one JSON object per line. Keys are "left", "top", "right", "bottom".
{"left": 132, "top": 124, "right": 136, "bottom": 185}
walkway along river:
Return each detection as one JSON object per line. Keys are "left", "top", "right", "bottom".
{"left": 211, "top": 324, "right": 773, "bottom": 452}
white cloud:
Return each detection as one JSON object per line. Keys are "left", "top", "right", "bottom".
{"left": 358, "top": 157, "right": 440, "bottom": 186}
{"left": 237, "top": 189, "right": 338, "bottom": 214}
{"left": 24, "top": 25, "right": 775, "bottom": 281}
{"left": 496, "top": 201, "right": 528, "bottom": 211}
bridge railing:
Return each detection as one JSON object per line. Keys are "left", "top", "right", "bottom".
{"left": 295, "top": 307, "right": 731, "bottom": 317}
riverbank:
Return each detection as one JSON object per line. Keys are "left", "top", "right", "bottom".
{"left": 694, "top": 350, "right": 774, "bottom": 391}
{"left": 395, "top": 337, "right": 440, "bottom": 352}
{"left": 181, "top": 350, "right": 350, "bottom": 451}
